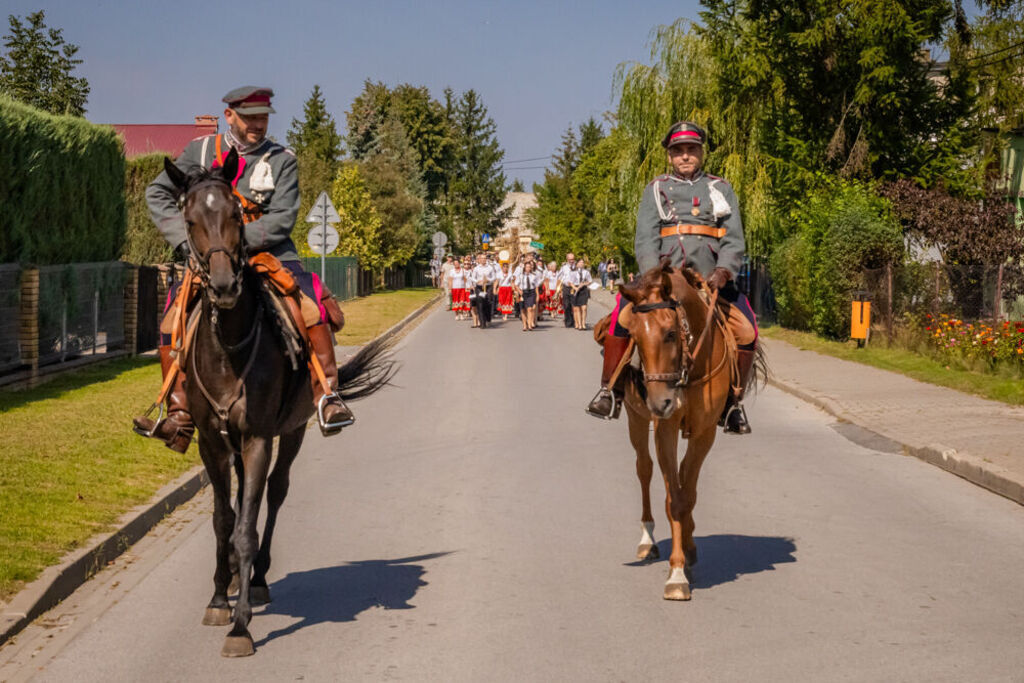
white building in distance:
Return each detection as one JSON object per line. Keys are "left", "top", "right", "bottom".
{"left": 496, "top": 192, "right": 539, "bottom": 255}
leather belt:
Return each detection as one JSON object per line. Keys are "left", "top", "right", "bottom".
{"left": 660, "top": 223, "right": 726, "bottom": 239}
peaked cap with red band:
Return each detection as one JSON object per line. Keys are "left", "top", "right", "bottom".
{"left": 222, "top": 86, "right": 275, "bottom": 115}
{"left": 661, "top": 121, "right": 706, "bottom": 149}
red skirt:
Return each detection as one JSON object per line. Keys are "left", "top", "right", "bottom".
{"left": 498, "top": 286, "right": 514, "bottom": 314}
{"left": 452, "top": 288, "right": 470, "bottom": 312}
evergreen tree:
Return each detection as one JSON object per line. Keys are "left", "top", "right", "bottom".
{"left": 511, "top": 178, "right": 525, "bottom": 192}
{"left": 0, "top": 10, "right": 89, "bottom": 116}
{"left": 287, "top": 84, "right": 343, "bottom": 163}
{"left": 446, "top": 89, "right": 509, "bottom": 249}
{"left": 345, "top": 80, "right": 391, "bottom": 160}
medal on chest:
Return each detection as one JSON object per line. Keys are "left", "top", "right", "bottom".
{"left": 691, "top": 196, "right": 700, "bottom": 217}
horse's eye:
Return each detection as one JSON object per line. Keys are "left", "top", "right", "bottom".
{"left": 665, "top": 331, "right": 677, "bottom": 342}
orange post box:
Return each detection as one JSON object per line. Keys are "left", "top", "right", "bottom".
{"left": 851, "top": 292, "right": 871, "bottom": 345}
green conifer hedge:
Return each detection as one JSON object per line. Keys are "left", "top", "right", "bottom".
{"left": 0, "top": 95, "right": 125, "bottom": 264}
{"left": 122, "top": 153, "right": 172, "bottom": 264}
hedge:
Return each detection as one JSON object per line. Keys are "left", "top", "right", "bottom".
{"left": 122, "top": 153, "right": 172, "bottom": 264}
{"left": 0, "top": 95, "right": 125, "bottom": 264}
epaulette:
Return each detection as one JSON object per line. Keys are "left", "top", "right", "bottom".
{"left": 646, "top": 174, "right": 672, "bottom": 187}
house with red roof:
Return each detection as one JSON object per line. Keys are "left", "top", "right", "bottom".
{"left": 110, "top": 115, "right": 218, "bottom": 158}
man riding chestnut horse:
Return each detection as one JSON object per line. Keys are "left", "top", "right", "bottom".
{"left": 133, "top": 86, "right": 354, "bottom": 450}
{"left": 585, "top": 121, "right": 758, "bottom": 432}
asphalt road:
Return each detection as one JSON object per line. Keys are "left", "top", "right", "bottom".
{"left": 3, "top": 299, "right": 1024, "bottom": 682}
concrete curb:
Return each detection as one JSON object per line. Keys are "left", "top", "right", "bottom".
{"left": 768, "top": 376, "right": 1024, "bottom": 507}
{"left": 0, "top": 289, "right": 444, "bottom": 647}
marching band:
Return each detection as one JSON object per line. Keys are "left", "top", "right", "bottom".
{"left": 443, "top": 249, "right": 606, "bottom": 332}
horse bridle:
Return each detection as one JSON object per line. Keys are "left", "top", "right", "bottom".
{"left": 632, "top": 288, "right": 721, "bottom": 388}
{"left": 182, "top": 178, "right": 247, "bottom": 292}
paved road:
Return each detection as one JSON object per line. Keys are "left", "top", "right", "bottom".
{"left": 3, "top": 300, "right": 1024, "bottom": 682}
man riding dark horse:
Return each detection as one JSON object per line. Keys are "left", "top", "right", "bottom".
{"left": 585, "top": 121, "right": 759, "bottom": 433}
{"left": 133, "top": 85, "right": 353, "bottom": 451}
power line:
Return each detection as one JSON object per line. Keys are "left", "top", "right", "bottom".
{"left": 502, "top": 155, "right": 552, "bottom": 164}
{"left": 971, "top": 48, "right": 1024, "bottom": 71}
{"left": 967, "top": 38, "right": 1024, "bottom": 63}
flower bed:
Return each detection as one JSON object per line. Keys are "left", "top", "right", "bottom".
{"left": 918, "top": 314, "right": 1024, "bottom": 369}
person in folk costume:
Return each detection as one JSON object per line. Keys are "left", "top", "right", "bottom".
{"left": 573, "top": 261, "right": 593, "bottom": 330}
{"left": 543, "top": 261, "right": 561, "bottom": 318}
{"left": 557, "top": 253, "right": 580, "bottom": 328}
{"left": 133, "top": 86, "right": 354, "bottom": 451}
{"left": 585, "top": 121, "right": 758, "bottom": 434}
{"left": 448, "top": 259, "right": 470, "bottom": 320}
{"left": 469, "top": 253, "right": 492, "bottom": 328}
{"left": 496, "top": 262, "right": 516, "bottom": 319}
{"left": 514, "top": 259, "right": 543, "bottom": 331}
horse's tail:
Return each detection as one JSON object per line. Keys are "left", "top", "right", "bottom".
{"left": 745, "top": 343, "right": 770, "bottom": 395}
{"left": 336, "top": 336, "right": 399, "bottom": 401}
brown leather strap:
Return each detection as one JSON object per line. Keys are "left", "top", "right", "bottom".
{"left": 660, "top": 223, "right": 726, "bottom": 239}
{"left": 605, "top": 338, "right": 635, "bottom": 389}
{"left": 214, "top": 134, "right": 262, "bottom": 224}
{"left": 309, "top": 348, "right": 333, "bottom": 397}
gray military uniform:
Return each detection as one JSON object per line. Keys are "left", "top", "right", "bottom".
{"left": 633, "top": 171, "right": 745, "bottom": 278}
{"left": 146, "top": 132, "right": 301, "bottom": 261}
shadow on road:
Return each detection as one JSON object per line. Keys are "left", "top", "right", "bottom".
{"left": 253, "top": 551, "right": 452, "bottom": 648}
{"left": 629, "top": 534, "right": 796, "bottom": 588}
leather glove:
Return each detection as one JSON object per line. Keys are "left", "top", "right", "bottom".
{"left": 707, "top": 267, "right": 732, "bottom": 291}
{"left": 173, "top": 241, "right": 190, "bottom": 263}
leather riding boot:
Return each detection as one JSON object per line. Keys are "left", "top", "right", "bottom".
{"left": 722, "top": 348, "right": 756, "bottom": 434}
{"left": 586, "top": 335, "right": 632, "bottom": 420}
{"left": 307, "top": 323, "right": 355, "bottom": 435}
{"left": 132, "top": 345, "right": 194, "bottom": 453}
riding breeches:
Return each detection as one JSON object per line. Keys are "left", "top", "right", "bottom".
{"left": 608, "top": 284, "right": 758, "bottom": 350}
{"left": 160, "top": 259, "right": 326, "bottom": 345}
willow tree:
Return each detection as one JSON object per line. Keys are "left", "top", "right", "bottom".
{"left": 613, "top": 19, "right": 778, "bottom": 259}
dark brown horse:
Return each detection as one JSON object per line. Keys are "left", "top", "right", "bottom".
{"left": 601, "top": 260, "right": 763, "bottom": 600}
{"left": 162, "top": 150, "right": 396, "bottom": 656}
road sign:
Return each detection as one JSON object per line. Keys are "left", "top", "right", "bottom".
{"left": 482, "top": 243, "right": 489, "bottom": 250}
{"left": 433, "top": 246, "right": 446, "bottom": 260}
{"left": 431, "top": 231, "right": 448, "bottom": 248}
{"left": 307, "top": 225, "right": 339, "bottom": 255}
{"left": 529, "top": 240, "right": 545, "bottom": 249}
{"left": 481, "top": 233, "right": 491, "bottom": 243}
{"left": 305, "top": 191, "right": 340, "bottom": 224}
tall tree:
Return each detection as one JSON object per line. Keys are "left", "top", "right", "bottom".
{"left": 331, "top": 164, "right": 383, "bottom": 271}
{"left": 287, "top": 84, "right": 343, "bottom": 163}
{"left": 288, "top": 85, "right": 344, "bottom": 257}
{"left": 345, "top": 80, "right": 392, "bottom": 161}
{"left": 445, "top": 89, "right": 509, "bottom": 249}
{"left": 0, "top": 10, "right": 89, "bottom": 115}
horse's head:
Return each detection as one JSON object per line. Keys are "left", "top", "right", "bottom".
{"left": 163, "top": 149, "right": 245, "bottom": 309}
{"left": 620, "top": 259, "right": 691, "bottom": 419}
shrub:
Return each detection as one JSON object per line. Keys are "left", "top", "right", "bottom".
{"left": 0, "top": 95, "right": 124, "bottom": 264}
{"left": 121, "top": 154, "right": 172, "bottom": 264}
{"left": 770, "top": 177, "right": 903, "bottom": 338}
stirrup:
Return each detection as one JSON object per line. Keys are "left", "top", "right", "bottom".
{"left": 585, "top": 387, "right": 621, "bottom": 420}
{"left": 132, "top": 402, "right": 164, "bottom": 438}
{"left": 318, "top": 392, "right": 355, "bottom": 436}
{"left": 722, "top": 403, "right": 751, "bottom": 435}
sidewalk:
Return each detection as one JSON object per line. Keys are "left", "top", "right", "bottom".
{"left": 764, "top": 337, "right": 1024, "bottom": 506}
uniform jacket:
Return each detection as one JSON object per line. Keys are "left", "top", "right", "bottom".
{"left": 633, "top": 171, "right": 745, "bottom": 279}
{"left": 146, "top": 133, "right": 301, "bottom": 261}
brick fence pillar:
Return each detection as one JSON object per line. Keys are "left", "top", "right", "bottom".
{"left": 124, "top": 265, "right": 138, "bottom": 356}
{"left": 19, "top": 267, "right": 39, "bottom": 387}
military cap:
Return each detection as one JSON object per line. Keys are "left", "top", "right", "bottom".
{"left": 222, "top": 86, "right": 275, "bottom": 114}
{"left": 662, "top": 121, "right": 706, "bottom": 149}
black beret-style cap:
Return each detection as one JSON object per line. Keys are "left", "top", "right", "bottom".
{"left": 662, "top": 121, "right": 707, "bottom": 149}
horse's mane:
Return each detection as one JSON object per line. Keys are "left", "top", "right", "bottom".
{"left": 183, "top": 165, "right": 229, "bottom": 191}
{"left": 623, "top": 263, "right": 703, "bottom": 298}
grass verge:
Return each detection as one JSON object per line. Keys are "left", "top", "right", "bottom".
{"left": 0, "top": 357, "right": 196, "bottom": 602}
{"left": 762, "top": 326, "right": 1024, "bottom": 406}
{"left": 335, "top": 287, "right": 439, "bottom": 346}
{"left": 0, "top": 287, "right": 440, "bottom": 604}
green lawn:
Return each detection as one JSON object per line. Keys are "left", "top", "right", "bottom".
{"left": 335, "top": 287, "right": 440, "bottom": 346}
{"left": 763, "top": 326, "right": 1024, "bottom": 406}
{"left": 0, "top": 357, "right": 197, "bottom": 602}
{"left": 0, "top": 287, "right": 439, "bottom": 603}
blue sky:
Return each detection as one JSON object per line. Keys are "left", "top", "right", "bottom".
{"left": 6, "top": 0, "right": 704, "bottom": 187}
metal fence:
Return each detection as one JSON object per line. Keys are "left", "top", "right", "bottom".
{"left": 36, "top": 262, "right": 129, "bottom": 366}
{"left": 0, "top": 264, "right": 21, "bottom": 374}
{"left": 300, "top": 257, "right": 361, "bottom": 301}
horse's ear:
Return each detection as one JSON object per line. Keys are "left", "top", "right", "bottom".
{"left": 660, "top": 270, "right": 673, "bottom": 298}
{"left": 220, "top": 147, "right": 239, "bottom": 184}
{"left": 619, "top": 281, "right": 642, "bottom": 305}
{"left": 164, "top": 157, "right": 188, "bottom": 195}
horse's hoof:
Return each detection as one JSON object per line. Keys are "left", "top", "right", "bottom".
{"left": 250, "top": 585, "right": 271, "bottom": 606}
{"left": 636, "top": 543, "right": 660, "bottom": 561}
{"left": 202, "top": 607, "right": 232, "bottom": 626}
{"left": 221, "top": 634, "right": 255, "bottom": 658}
{"left": 663, "top": 567, "right": 692, "bottom": 601}
{"left": 228, "top": 574, "right": 240, "bottom": 596}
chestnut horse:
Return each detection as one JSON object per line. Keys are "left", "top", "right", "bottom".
{"left": 598, "top": 260, "right": 760, "bottom": 600}
{"left": 162, "top": 150, "right": 396, "bottom": 656}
